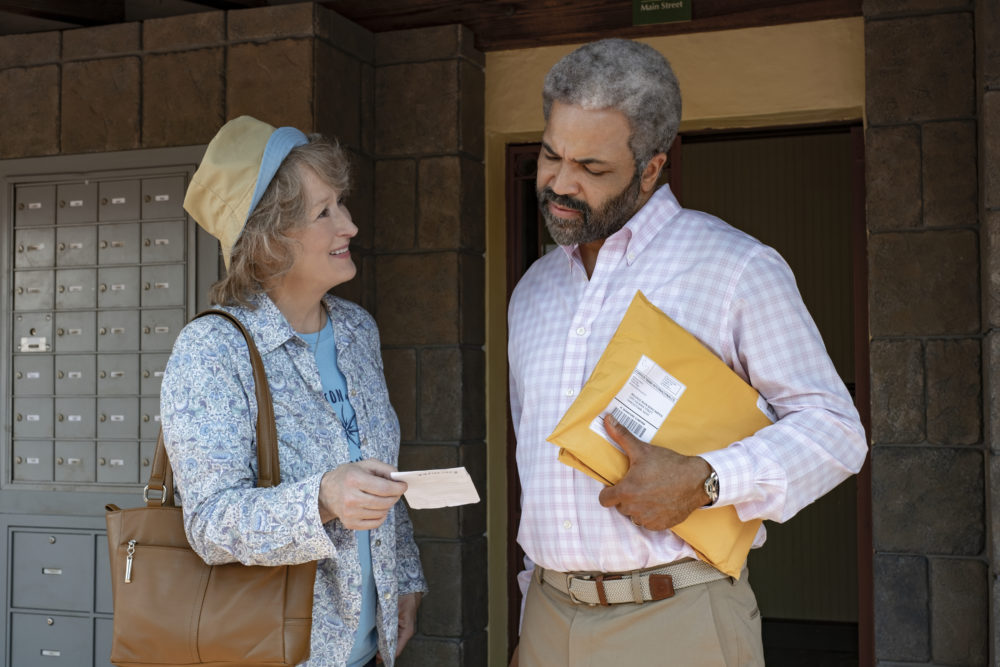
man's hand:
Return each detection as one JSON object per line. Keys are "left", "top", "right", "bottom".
{"left": 318, "top": 460, "right": 406, "bottom": 529}
{"left": 597, "top": 414, "right": 713, "bottom": 531}
{"left": 395, "top": 592, "right": 422, "bottom": 657}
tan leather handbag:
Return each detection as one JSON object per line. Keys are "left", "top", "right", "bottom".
{"left": 105, "top": 310, "right": 316, "bottom": 667}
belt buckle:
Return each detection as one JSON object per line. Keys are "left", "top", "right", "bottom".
{"left": 564, "top": 573, "right": 595, "bottom": 606}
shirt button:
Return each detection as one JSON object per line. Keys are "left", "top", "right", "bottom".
{"left": 565, "top": 389, "right": 575, "bottom": 397}
{"left": 627, "top": 253, "right": 636, "bottom": 261}
{"left": 375, "top": 539, "right": 382, "bottom": 547}
{"left": 383, "top": 592, "right": 392, "bottom": 600}
{"left": 575, "top": 327, "right": 586, "bottom": 336}
{"left": 562, "top": 520, "right": 572, "bottom": 530}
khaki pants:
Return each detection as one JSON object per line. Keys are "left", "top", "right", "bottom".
{"left": 519, "top": 568, "right": 764, "bottom": 667}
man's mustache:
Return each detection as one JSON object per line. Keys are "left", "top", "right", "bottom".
{"left": 538, "top": 187, "right": 588, "bottom": 214}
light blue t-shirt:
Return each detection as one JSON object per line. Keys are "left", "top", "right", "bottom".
{"left": 300, "top": 315, "right": 378, "bottom": 667}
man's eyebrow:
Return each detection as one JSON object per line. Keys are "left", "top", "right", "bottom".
{"left": 540, "top": 141, "right": 610, "bottom": 167}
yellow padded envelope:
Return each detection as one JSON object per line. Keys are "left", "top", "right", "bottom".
{"left": 547, "top": 291, "right": 773, "bottom": 578}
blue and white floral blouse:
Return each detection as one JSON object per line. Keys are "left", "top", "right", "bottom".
{"left": 161, "top": 293, "right": 427, "bottom": 667}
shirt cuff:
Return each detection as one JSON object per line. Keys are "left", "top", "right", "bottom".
{"left": 699, "top": 446, "right": 755, "bottom": 509}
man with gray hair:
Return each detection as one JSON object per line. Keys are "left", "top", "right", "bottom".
{"left": 507, "top": 38, "right": 866, "bottom": 665}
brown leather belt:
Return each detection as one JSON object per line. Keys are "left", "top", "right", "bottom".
{"left": 538, "top": 559, "right": 729, "bottom": 606}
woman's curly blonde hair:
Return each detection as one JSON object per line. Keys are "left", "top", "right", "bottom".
{"left": 209, "top": 135, "right": 351, "bottom": 307}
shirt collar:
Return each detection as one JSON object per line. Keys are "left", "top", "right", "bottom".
{"left": 557, "top": 184, "right": 683, "bottom": 266}
{"left": 232, "top": 292, "right": 366, "bottom": 355}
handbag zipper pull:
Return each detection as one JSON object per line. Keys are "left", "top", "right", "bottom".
{"left": 125, "top": 539, "right": 136, "bottom": 583}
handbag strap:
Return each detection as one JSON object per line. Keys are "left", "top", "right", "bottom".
{"left": 145, "top": 309, "right": 279, "bottom": 508}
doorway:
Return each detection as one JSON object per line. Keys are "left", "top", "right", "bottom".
{"left": 503, "top": 125, "right": 871, "bottom": 665}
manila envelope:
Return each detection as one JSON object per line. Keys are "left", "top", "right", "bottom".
{"left": 547, "top": 291, "right": 774, "bottom": 578}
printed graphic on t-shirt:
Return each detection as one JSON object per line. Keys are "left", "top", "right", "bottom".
{"left": 326, "top": 388, "right": 361, "bottom": 454}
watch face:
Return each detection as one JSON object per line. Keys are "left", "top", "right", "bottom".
{"left": 705, "top": 471, "right": 719, "bottom": 503}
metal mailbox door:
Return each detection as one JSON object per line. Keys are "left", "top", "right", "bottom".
{"left": 15, "top": 184, "right": 55, "bottom": 226}
{"left": 141, "top": 264, "right": 185, "bottom": 307}
{"left": 14, "top": 228, "right": 55, "bottom": 268}
{"left": 97, "top": 353, "right": 139, "bottom": 395}
{"left": 13, "top": 397, "right": 53, "bottom": 438}
{"left": 141, "top": 175, "right": 186, "bottom": 219}
{"left": 97, "top": 441, "right": 139, "bottom": 484}
{"left": 55, "top": 268, "right": 97, "bottom": 309}
{"left": 141, "top": 220, "right": 185, "bottom": 263}
{"left": 54, "top": 354, "right": 96, "bottom": 395}
{"left": 13, "top": 355, "right": 54, "bottom": 395}
{"left": 97, "top": 222, "right": 140, "bottom": 264}
{"left": 98, "top": 179, "right": 140, "bottom": 222}
{"left": 55, "top": 397, "right": 96, "bottom": 439}
{"left": 97, "top": 397, "right": 138, "bottom": 439}
{"left": 54, "top": 311, "right": 96, "bottom": 353}
{"left": 56, "top": 182, "right": 98, "bottom": 224}
{"left": 14, "top": 312, "right": 53, "bottom": 353}
{"left": 140, "top": 353, "right": 170, "bottom": 395}
{"left": 10, "top": 613, "right": 92, "bottom": 666}
{"left": 14, "top": 269, "right": 55, "bottom": 310}
{"left": 54, "top": 441, "right": 96, "bottom": 482}
{"left": 140, "top": 308, "right": 184, "bottom": 351}
{"left": 95, "top": 537, "right": 113, "bottom": 614}
{"left": 11, "top": 530, "right": 95, "bottom": 610}
{"left": 98, "top": 310, "right": 140, "bottom": 351}
{"left": 12, "top": 441, "right": 54, "bottom": 482}
{"left": 56, "top": 225, "right": 97, "bottom": 266}
{"left": 98, "top": 266, "right": 140, "bottom": 308}
{"left": 139, "top": 396, "right": 161, "bottom": 440}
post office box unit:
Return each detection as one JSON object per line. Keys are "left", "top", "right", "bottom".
{"left": 10, "top": 613, "right": 92, "bottom": 667}
{"left": 14, "top": 270, "right": 55, "bottom": 310}
{"left": 15, "top": 184, "right": 55, "bottom": 226}
{"left": 55, "top": 397, "right": 96, "bottom": 439}
{"left": 98, "top": 266, "right": 140, "bottom": 308}
{"left": 54, "top": 441, "right": 96, "bottom": 482}
{"left": 13, "top": 397, "right": 53, "bottom": 438}
{"left": 139, "top": 439, "right": 156, "bottom": 476}
{"left": 56, "top": 181, "right": 98, "bottom": 224}
{"left": 14, "top": 312, "right": 53, "bottom": 353}
{"left": 97, "top": 353, "right": 139, "bottom": 395}
{"left": 95, "top": 617, "right": 114, "bottom": 667}
{"left": 97, "top": 222, "right": 140, "bottom": 264}
{"left": 141, "top": 264, "right": 185, "bottom": 308}
{"left": 54, "top": 354, "right": 96, "bottom": 395}
{"left": 11, "top": 531, "right": 95, "bottom": 611}
{"left": 142, "top": 175, "right": 186, "bottom": 219}
{"left": 97, "top": 441, "right": 139, "bottom": 484}
{"left": 13, "top": 355, "right": 54, "bottom": 395}
{"left": 95, "top": 537, "right": 113, "bottom": 614}
{"left": 14, "top": 228, "right": 55, "bottom": 268}
{"left": 141, "top": 219, "right": 185, "bottom": 263}
{"left": 55, "top": 267, "right": 97, "bottom": 309}
{"left": 140, "top": 308, "right": 184, "bottom": 351}
{"left": 140, "top": 353, "right": 169, "bottom": 395}
{"left": 97, "top": 397, "right": 138, "bottom": 439}
{"left": 139, "top": 397, "right": 162, "bottom": 440}
{"left": 12, "top": 441, "right": 54, "bottom": 482}
{"left": 98, "top": 179, "right": 140, "bottom": 222}
{"left": 55, "top": 224, "right": 97, "bottom": 266}
{"left": 98, "top": 310, "right": 140, "bottom": 352}
{"left": 54, "top": 310, "right": 97, "bottom": 353}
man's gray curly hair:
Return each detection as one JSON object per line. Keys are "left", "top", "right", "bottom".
{"left": 543, "top": 39, "right": 682, "bottom": 173}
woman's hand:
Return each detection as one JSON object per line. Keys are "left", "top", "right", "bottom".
{"left": 318, "top": 460, "right": 406, "bottom": 529}
{"left": 395, "top": 592, "right": 422, "bottom": 657}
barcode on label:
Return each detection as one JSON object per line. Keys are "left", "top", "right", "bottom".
{"left": 610, "top": 407, "right": 647, "bottom": 440}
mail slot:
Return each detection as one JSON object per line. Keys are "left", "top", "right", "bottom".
{"left": 15, "top": 184, "right": 55, "bottom": 226}
{"left": 55, "top": 268, "right": 96, "bottom": 309}
{"left": 12, "top": 441, "right": 54, "bottom": 482}
{"left": 57, "top": 182, "right": 98, "bottom": 224}
{"left": 14, "top": 228, "right": 55, "bottom": 268}
{"left": 97, "top": 222, "right": 140, "bottom": 264}
{"left": 55, "top": 398, "right": 95, "bottom": 439}
{"left": 56, "top": 225, "right": 97, "bottom": 266}
{"left": 98, "top": 266, "right": 140, "bottom": 308}
{"left": 10, "top": 613, "right": 92, "bottom": 665}
{"left": 98, "top": 441, "right": 139, "bottom": 484}
{"left": 54, "top": 311, "right": 96, "bottom": 353}
{"left": 99, "top": 179, "right": 139, "bottom": 222}
{"left": 13, "top": 355, "right": 54, "bottom": 395}
{"left": 54, "top": 441, "right": 96, "bottom": 482}
{"left": 14, "top": 312, "right": 52, "bottom": 353}
{"left": 98, "top": 397, "right": 137, "bottom": 439}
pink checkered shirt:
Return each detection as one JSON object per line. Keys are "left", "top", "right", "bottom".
{"left": 508, "top": 185, "right": 867, "bottom": 583}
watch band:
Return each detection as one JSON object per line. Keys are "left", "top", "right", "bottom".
{"left": 703, "top": 470, "right": 719, "bottom": 506}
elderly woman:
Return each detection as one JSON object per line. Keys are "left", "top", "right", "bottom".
{"left": 161, "top": 116, "right": 426, "bottom": 667}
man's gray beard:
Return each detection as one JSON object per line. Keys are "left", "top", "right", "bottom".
{"left": 539, "top": 173, "right": 642, "bottom": 247}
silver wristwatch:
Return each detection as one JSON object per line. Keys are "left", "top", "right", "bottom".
{"left": 703, "top": 470, "right": 719, "bottom": 506}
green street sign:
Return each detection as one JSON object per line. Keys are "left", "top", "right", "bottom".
{"left": 633, "top": 0, "right": 692, "bottom": 25}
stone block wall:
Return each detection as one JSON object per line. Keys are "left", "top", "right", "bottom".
{"left": 372, "top": 24, "right": 488, "bottom": 667}
{"left": 0, "top": 4, "right": 487, "bottom": 665}
{"left": 865, "top": 0, "right": 996, "bottom": 664}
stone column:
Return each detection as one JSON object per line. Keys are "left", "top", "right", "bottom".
{"left": 372, "top": 24, "right": 487, "bottom": 667}
{"left": 865, "top": 1, "right": 990, "bottom": 664}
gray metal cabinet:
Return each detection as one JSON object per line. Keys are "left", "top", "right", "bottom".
{"left": 4, "top": 147, "right": 210, "bottom": 667}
